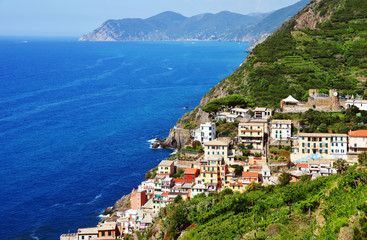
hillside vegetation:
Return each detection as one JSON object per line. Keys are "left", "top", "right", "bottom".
{"left": 141, "top": 167, "right": 367, "bottom": 239}
{"left": 177, "top": 0, "right": 367, "bottom": 127}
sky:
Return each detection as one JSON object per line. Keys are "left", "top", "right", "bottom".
{"left": 0, "top": 0, "right": 301, "bottom": 37}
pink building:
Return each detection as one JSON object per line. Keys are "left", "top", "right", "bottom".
{"left": 131, "top": 189, "right": 146, "bottom": 210}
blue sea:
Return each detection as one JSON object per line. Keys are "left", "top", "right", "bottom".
{"left": 0, "top": 37, "right": 249, "bottom": 240}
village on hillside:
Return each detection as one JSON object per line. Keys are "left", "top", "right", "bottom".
{"left": 60, "top": 89, "right": 367, "bottom": 240}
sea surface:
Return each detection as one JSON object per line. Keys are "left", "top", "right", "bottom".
{"left": 0, "top": 37, "right": 249, "bottom": 240}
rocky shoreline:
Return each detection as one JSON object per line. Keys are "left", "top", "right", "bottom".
{"left": 151, "top": 127, "right": 190, "bottom": 150}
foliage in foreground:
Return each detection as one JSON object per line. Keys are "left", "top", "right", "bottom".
{"left": 141, "top": 167, "right": 367, "bottom": 240}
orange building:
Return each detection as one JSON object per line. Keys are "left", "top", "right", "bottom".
{"left": 184, "top": 168, "right": 199, "bottom": 184}
{"left": 131, "top": 189, "right": 146, "bottom": 210}
{"left": 242, "top": 171, "right": 259, "bottom": 185}
{"left": 97, "top": 222, "right": 120, "bottom": 239}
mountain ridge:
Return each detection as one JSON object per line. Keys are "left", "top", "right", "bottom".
{"left": 79, "top": 0, "right": 311, "bottom": 43}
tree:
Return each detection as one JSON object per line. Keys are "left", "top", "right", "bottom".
{"left": 246, "top": 181, "right": 262, "bottom": 192}
{"left": 318, "top": 123, "right": 328, "bottom": 133}
{"left": 358, "top": 152, "right": 367, "bottom": 166}
{"left": 223, "top": 94, "right": 248, "bottom": 108}
{"left": 192, "top": 140, "right": 202, "bottom": 150}
{"left": 202, "top": 98, "right": 224, "bottom": 116}
{"left": 174, "top": 195, "right": 183, "bottom": 204}
{"left": 334, "top": 159, "right": 348, "bottom": 174}
{"left": 279, "top": 172, "right": 291, "bottom": 186}
{"left": 230, "top": 164, "right": 244, "bottom": 177}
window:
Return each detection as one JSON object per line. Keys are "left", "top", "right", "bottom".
{"left": 82, "top": 237, "right": 84, "bottom": 240}
{"left": 325, "top": 150, "right": 328, "bottom": 154}
{"left": 302, "top": 143, "right": 305, "bottom": 147}
{"left": 102, "top": 232, "right": 105, "bottom": 237}
{"left": 108, "top": 231, "right": 111, "bottom": 236}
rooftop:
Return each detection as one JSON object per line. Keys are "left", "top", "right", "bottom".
{"left": 78, "top": 227, "right": 98, "bottom": 235}
{"left": 254, "top": 107, "right": 268, "bottom": 111}
{"left": 271, "top": 119, "right": 292, "bottom": 124}
{"left": 349, "top": 130, "right": 367, "bottom": 137}
{"left": 299, "top": 133, "right": 348, "bottom": 137}
{"left": 158, "top": 160, "right": 174, "bottom": 167}
{"left": 174, "top": 178, "right": 185, "bottom": 184}
{"left": 242, "top": 171, "right": 259, "bottom": 178}
{"left": 297, "top": 163, "right": 309, "bottom": 168}
{"left": 184, "top": 168, "right": 199, "bottom": 175}
{"left": 98, "top": 222, "right": 116, "bottom": 231}
{"left": 232, "top": 108, "right": 249, "bottom": 112}
{"left": 204, "top": 140, "right": 228, "bottom": 146}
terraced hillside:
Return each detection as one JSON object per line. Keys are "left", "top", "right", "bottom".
{"left": 177, "top": 0, "right": 367, "bottom": 128}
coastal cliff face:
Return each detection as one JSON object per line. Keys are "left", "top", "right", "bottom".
{"left": 79, "top": 1, "right": 311, "bottom": 43}
{"left": 153, "top": 128, "right": 191, "bottom": 150}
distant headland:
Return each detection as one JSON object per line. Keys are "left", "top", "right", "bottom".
{"left": 79, "top": 0, "right": 311, "bottom": 44}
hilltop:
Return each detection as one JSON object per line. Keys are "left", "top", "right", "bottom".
{"left": 176, "top": 0, "right": 367, "bottom": 129}
{"left": 79, "top": 0, "right": 311, "bottom": 43}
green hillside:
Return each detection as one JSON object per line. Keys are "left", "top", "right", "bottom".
{"left": 177, "top": 0, "right": 367, "bottom": 127}
{"left": 141, "top": 167, "right": 367, "bottom": 240}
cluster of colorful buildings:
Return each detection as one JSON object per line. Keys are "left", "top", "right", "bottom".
{"left": 61, "top": 99, "right": 367, "bottom": 239}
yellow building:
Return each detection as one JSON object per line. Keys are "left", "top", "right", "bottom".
{"left": 204, "top": 140, "right": 229, "bottom": 164}
{"left": 292, "top": 133, "right": 347, "bottom": 162}
{"left": 200, "top": 156, "right": 226, "bottom": 188}
{"left": 238, "top": 120, "right": 268, "bottom": 150}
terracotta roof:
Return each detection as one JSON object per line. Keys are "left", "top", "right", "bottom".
{"left": 297, "top": 163, "right": 309, "bottom": 168}
{"left": 162, "top": 192, "right": 168, "bottom": 196}
{"left": 184, "top": 168, "right": 199, "bottom": 175}
{"left": 349, "top": 130, "right": 367, "bottom": 137}
{"left": 174, "top": 179, "right": 184, "bottom": 184}
{"left": 242, "top": 171, "right": 259, "bottom": 178}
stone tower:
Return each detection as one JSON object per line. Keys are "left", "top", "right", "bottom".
{"left": 330, "top": 89, "right": 341, "bottom": 111}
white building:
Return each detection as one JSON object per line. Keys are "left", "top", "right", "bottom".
{"left": 261, "top": 165, "right": 271, "bottom": 184}
{"left": 345, "top": 99, "right": 367, "bottom": 111}
{"left": 254, "top": 107, "right": 272, "bottom": 120}
{"left": 330, "top": 134, "right": 348, "bottom": 160}
{"left": 138, "top": 179, "right": 155, "bottom": 197}
{"left": 194, "top": 122, "right": 216, "bottom": 144}
{"left": 348, "top": 130, "right": 367, "bottom": 155}
{"left": 77, "top": 227, "right": 98, "bottom": 240}
{"left": 270, "top": 119, "right": 292, "bottom": 141}
{"left": 190, "top": 177, "right": 208, "bottom": 199}
{"left": 230, "top": 108, "right": 251, "bottom": 118}
{"left": 215, "top": 112, "right": 239, "bottom": 122}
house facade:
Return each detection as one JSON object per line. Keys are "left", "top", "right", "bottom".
{"left": 131, "top": 189, "right": 146, "bottom": 210}
{"left": 193, "top": 122, "right": 216, "bottom": 144}
{"left": 253, "top": 107, "right": 272, "bottom": 120}
{"left": 238, "top": 121, "right": 267, "bottom": 150}
{"left": 157, "top": 160, "right": 174, "bottom": 176}
{"left": 345, "top": 99, "right": 367, "bottom": 111}
{"left": 204, "top": 140, "right": 229, "bottom": 164}
{"left": 348, "top": 130, "right": 367, "bottom": 155}
{"left": 184, "top": 168, "right": 199, "bottom": 184}
{"left": 270, "top": 119, "right": 292, "bottom": 142}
